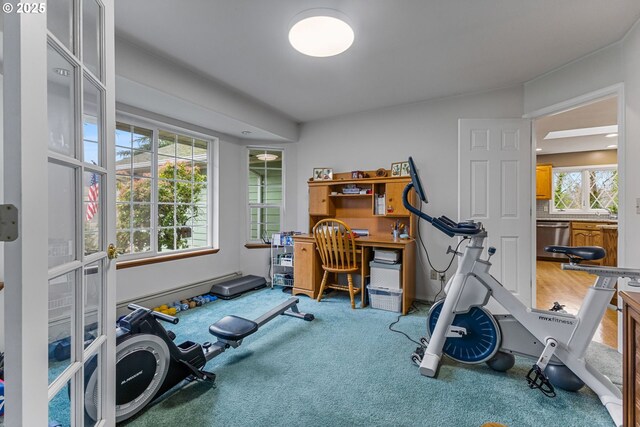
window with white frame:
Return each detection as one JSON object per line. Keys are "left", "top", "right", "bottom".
{"left": 248, "top": 148, "right": 283, "bottom": 242}
{"left": 552, "top": 165, "right": 618, "bottom": 214}
{"left": 116, "top": 120, "right": 213, "bottom": 257}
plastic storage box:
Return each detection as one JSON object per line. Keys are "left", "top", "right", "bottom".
{"left": 369, "top": 261, "right": 401, "bottom": 289}
{"left": 367, "top": 286, "right": 403, "bottom": 312}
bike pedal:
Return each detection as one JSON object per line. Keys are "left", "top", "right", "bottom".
{"left": 525, "top": 364, "right": 556, "bottom": 398}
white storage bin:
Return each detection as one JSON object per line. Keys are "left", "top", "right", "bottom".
{"left": 369, "top": 261, "right": 401, "bottom": 289}
{"left": 368, "top": 286, "right": 402, "bottom": 312}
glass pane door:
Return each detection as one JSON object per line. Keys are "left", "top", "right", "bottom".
{"left": 46, "top": 0, "right": 111, "bottom": 424}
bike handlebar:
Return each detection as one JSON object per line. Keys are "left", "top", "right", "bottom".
{"left": 128, "top": 303, "right": 179, "bottom": 325}
{"left": 402, "top": 183, "right": 482, "bottom": 237}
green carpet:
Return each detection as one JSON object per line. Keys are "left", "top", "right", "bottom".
{"left": 119, "top": 288, "right": 620, "bottom": 427}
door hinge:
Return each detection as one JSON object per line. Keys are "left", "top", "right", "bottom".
{"left": 0, "top": 204, "right": 19, "bottom": 241}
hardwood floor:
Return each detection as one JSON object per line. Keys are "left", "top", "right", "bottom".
{"left": 536, "top": 260, "right": 618, "bottom": 348}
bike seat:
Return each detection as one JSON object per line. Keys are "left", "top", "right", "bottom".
{"left": 209, "top": 315, "right": 258, "bottom": 341}
{"left": 544, "top": 245, "right": 606, "bottom": 261}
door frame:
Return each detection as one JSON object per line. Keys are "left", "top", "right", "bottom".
{"left": 523, "top": 83, "right": 625, "bottom": 349}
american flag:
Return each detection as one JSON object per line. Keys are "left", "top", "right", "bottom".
{"left": 86, "top": 172, "right": 99, "bottom": 221}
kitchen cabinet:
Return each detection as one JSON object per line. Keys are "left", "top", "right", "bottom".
{"left": 570, "top": 222, "right": 617, "bottom": 266}
{"left": 536, "top": 164, "right": 552, "bottom": 200}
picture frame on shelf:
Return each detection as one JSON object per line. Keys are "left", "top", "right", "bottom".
{"left": 313, "top": 167, "right": 333, "bottom": 180}
{"left": 391, "top": 162, "right": 402, "bottom": 177}
{"left": 313, "top": 168, "right": 323, "bottom": 181}
{"left": 400, "top": 161, "right": 410, "bottom": 176}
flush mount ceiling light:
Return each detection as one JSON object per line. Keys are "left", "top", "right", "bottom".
{"left": 54, "top": 68, "right": 70, "bottom": 76}
{"left": 605, "top": 133, "right": 618, "bottom": 138}
{"left": 536, "top": 148, "right": 542, "bottom": 152}
{"left": 544, "top": 125, "right": 618, "bottom": 140}
{"left": 288, "top": 9, "right": 354, "bottom": 57}
{"left": 607, "top": 144, "right": 618, "bottom": 149}
{"left": 256, "top": 153, "right": 279, "bottom": 161}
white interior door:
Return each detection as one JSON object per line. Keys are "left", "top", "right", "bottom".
{"left": 4, "top": 1, "right": 115, "bottom": 425}
{"left": 459, "top": 118, "right": 532, "bottom": 307}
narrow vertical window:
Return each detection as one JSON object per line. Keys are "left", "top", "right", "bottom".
{"left": 248, "top": 148, "right": 283, "bottom": 242}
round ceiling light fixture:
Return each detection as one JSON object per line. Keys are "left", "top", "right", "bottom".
{"left": 256, "top": 153, "right": 279, "bottom": 161}
{"left": 605, "top": 133, "right": 618, "bottom": 138}
{"left": 607, "top": 144, "right": 618, "bottom": 149}
{"left": 536, "top": 148, "right": 542, "bottom": 152}
{"left": 288, "top": 9, "right": 354, "bottom": 57}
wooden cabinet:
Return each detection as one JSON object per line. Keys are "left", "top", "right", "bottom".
{"left": 309, "top": 186, "right": 334, "bottom": 216}
{"left": 536, "top": 164, "right": 552, "bottom": 200}
{"left": 307, "top": 170, "right": 417, "bottom": 237}
{"left": 622, "top": 291, "right": 640, "bottom": 427}
{"left": 571, "top": 222, "right": 617, "bottom": 266}
{"left": 293, "top": 241, "right": 322, "bottom": 299}
{"left": 385, "top": 182, "right": 410, "bottom": 216}
{"left": 602, "top": 227, "right": 618, "bottom": 267}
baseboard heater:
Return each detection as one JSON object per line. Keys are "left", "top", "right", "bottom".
{"left": 209, "top": 274, "right": 267, "bottom": 299}
{"left": 116, "top": 271, "right": 242, "bottom": 316}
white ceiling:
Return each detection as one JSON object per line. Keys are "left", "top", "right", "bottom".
{"left": 115, "top": 1, "right": 640, "bottom": 123}
{"left": 535, "top": 96, "right": 618, "bottom": 154}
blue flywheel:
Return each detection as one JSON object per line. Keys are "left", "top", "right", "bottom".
{"left": 427, "top": 299, "right": 501, "bottom": 363}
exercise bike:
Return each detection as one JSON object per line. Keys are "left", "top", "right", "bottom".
{"left": 83, "top": 296, "right": 313, "bottom": 423}
{"left": 402, "top": 156, "right": 640, "bottom": 427}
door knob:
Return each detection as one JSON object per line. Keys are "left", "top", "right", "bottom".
{"left": 107, "top": 243, "right": 118, "bottom": 260}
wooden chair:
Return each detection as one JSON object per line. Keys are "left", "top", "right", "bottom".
{"left": 313, "top": 219, "right": 360, "bottom": 309}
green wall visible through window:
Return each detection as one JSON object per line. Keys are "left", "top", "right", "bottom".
{"left": 248, "top": 148, "right": 283, "bottom": 242}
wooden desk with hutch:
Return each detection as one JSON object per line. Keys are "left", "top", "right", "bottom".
{"left": 292, "top": 169, "right": 417, "bottom": 315}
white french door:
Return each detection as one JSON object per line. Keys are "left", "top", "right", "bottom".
{"left": 4, "top": 0, "right": 115, "bottom": 425}
{"left": 459, "top": 118, "right": 532, "bottom": 307}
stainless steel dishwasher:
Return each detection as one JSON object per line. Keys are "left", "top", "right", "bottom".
{"left": 536, "top": 221, "right": 571, "bottom": 259}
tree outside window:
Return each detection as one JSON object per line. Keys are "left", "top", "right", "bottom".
{"left": 552, "top": 166, "right": 618, "bottom": 214}
{"left": 116, "top": 122, "right": 210, "bottom": 256}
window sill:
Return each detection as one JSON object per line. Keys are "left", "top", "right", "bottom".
{"left": 116, "top": 248, "right": 219, "bottom": 269}
{"left": 244, "top": 243, "right": 271, "bottom": 249}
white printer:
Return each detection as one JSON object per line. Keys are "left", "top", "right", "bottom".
{"left": 373, "top": 248, "right": 399, "bottom": 264}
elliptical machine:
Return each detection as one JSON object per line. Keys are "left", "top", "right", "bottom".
{"left": 84, "top": 297, "right": 313, "bottom": 423}
{"left": 402, "top": 157, "right": 640, "bottom": 427}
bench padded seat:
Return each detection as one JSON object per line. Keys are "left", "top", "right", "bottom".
{"left": 544, "top": 245, "right": 606, "bottom": 261}
{"left": 209, "top": 315, "right": 258, "bottom": 341}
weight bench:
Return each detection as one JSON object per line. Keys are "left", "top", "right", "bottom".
{"left": 204, "top": 297, "right": 314, "bottom": 356}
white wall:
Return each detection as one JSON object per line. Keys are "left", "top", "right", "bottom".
{"left": 622, "top": 20, "right": 640, "bottom": 272}
{"left": 115, "top": 138, "right": 243, "bottom": 303}
{"left": 115, "top": 38, "right": 299, "bottom": 142}
{"left": 295, "top": 86, "right": 525, "bottom": 300}
{"left": 522, "top": 17, "right": 640, "bottom": 276}
{"left": 524, "top": 43, "right": 623, "bottom": 115}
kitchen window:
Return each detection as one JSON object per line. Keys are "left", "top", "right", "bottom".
{"left": 551, "top": 165, "right": 618, "bottom": 214}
